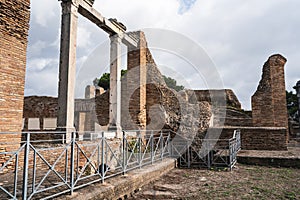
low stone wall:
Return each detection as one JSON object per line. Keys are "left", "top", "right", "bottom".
{"left": 60, "top": 158, "right": 176, "bottom": 200}
{"left": 222, "top": 117, "right": 252, "bottom": 127}
{"left": 208, "top": 127, "right": 288, "bottom": 150}
{"left": 237, "top": 156, "right": 300, "bottom": 168}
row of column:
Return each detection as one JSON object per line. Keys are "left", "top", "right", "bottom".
{"left": 57, "top": 1, "right": 123, "bottom": 139}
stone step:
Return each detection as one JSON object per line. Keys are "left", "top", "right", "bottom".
{"left": 139, "top": 190, "right": 177, "bottom": 199}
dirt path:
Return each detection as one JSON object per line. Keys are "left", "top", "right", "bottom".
{"left": 129, "top": 164, "right": 300, "bottom": 199}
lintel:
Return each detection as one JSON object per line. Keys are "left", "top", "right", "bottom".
{"left": 67, "top": 0, "right": 138, "bottom": 47}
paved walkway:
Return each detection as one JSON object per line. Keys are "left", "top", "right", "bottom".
{"left": 58, "top": 158, "right": 176, "bottom": 200}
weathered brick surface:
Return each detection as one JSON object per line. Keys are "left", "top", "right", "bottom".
{"left": 209, "top": 127, "right": 288, "bottom": 150}
{"left": 252, "top": 54, "right": 288, "bottom": 128}
{"left": 237, "top": 156, "right": 300, "bottom": 168}
{"left": 193, "top": 89, "right": 241, "bottom": 109}
{"left": 121, "top": 31, "right": 147, "bottom": 130}
{"left": 0, "top": 0, "right": 30, "bottom": 162}
{"left": 0, "top": 0, "right": 30, "bottom": 134}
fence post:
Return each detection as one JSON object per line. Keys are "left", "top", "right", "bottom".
{"left": 160, "top": 131, "right": 163, "bottom": 160}
{"left": 167, "top": 131, "right": 171, "bottom": 157}
{"left": 229, "top": 140, "right": 232, "bottom": 169}
{"left": 101, "top": 132, "right": 105, "bottom": 183}
{"left": 151, "top": 131, "right": 154, "bottom": 164}
{"left": 187, "top": 140, "right": 190, "bottom": 168}
{"left": 22, "top": 132, "right": 30, "bottom": 200}
{"left": 207, "top": 142, "right": 211, "bottom": 169}
{"left": 70, "top": 132, "right": 75, "bottom": 195}
{"left": 138, "top": 132, "right": 142, "bottom": 168}
{"left": 122, "top": 131, "right": 126, "bottom": 175}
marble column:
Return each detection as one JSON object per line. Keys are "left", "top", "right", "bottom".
{"left": 57, "top": 0, "right": 78, "bottom": 141}
{"left": 108, "top": 34, "right": 122, "bottom": 134}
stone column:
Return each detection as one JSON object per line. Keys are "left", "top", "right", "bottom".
{"left": 108, "top": 34, "right": 122, "bottom": 133}
{"left": 294, "top": 80, "right": 300, "bottom": 126}
{"left": 57, "top": 0, "right": 78, "bottom": 141}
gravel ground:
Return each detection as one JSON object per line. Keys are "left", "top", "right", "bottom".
{"left": 129, "top": 164, "right": 300, "bottom": 200}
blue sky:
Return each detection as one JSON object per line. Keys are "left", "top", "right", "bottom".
{"left": 179, "top": 0, "right": 197, "bottom": 13}
{"left": 25, "top": 0, "right": 300, "bottom": 110}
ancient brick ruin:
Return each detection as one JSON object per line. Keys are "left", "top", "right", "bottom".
{"left": 0, "top": 0, "right": 293, "bottom": 157}
{"left": 21, "top": 52, "right": 291, "bottom": 150}
{"left": 1, "top": 1, "right": 299, "bottom": 199}
{"left": 0, "top": 0, "right": 30, "bottom": 157}
{"left": 252, "top": 54, "right": 288, "bottom": 128}
{"left": 0, "top": 0, "right": 30, "bottom": 133}
{"left": 22, "top": 31, "right": 213, "bottom": 140}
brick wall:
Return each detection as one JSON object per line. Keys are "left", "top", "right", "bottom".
{"left": 0, "top": 0, "right": 30, "bottom": 152}
{"left": 252, "top": 54, "right": 288, "bottom": 128}
{"left": 121, "top": 31, "right": 147, "bottom": 130}
{"left": 208, "top": 127, "right": 288, "bottom": 150}
{"left": 192, "top": 89, "right": 241, "bottom": 109}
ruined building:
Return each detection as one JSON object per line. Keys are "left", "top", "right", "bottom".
{"left": 0, "top": 0, "right": 291, "bottom": 153}
{"left": 252, "top": 54, "right": 288, "bottom": 128}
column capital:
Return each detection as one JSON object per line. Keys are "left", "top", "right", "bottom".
{"left": 61, "top": 0, "right": 80, "bottom": 14}
{"left": 110, "top": 34, "right": 123, "bottom": 43}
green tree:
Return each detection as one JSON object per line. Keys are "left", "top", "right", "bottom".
{"left": 94, "top": 71, "right": 184, "bottom": 92}
{"left": 95, "top": 70, "right": 127, "bottom": 90}
{"left": 163, "top": 75, "right": 184, "bottom": 91}
{"left": 286, "top": 90, "right": 298, "bottom": 119}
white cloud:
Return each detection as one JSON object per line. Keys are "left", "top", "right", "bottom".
{"left": 27, "top": 40, "right": 47, "bottom": 58}
{"left": 25, "top": 58, "right": 59, "bottom": 96}
{"left": 77, "top": 25, "right": 92, "bottom": 49}
{"left": 27, "top": 58, "right": 56, "bottom": 71}
{"left": 30, "top": 0, "right": 58, "bottom": 27}
{"left": 26, "top": 0, "right": 300, "bottom": 110}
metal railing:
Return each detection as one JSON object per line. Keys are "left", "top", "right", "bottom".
{"left": 174, "top": 129, "right": 241, "bottom": 170}
{"left": 0, "top": 129, "right": 241, "bottom": 199}
{"left": 0, "top": 130, "right": 171, "bottom": 199}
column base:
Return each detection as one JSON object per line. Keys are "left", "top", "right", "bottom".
{"left": 56, "top": 126, "right": 76, "bottom": 143}
{"left": 108, "top": 124, "right": 122, "bottom": 138}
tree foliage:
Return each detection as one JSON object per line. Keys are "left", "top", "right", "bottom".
{"left": 94, "top": 70, "right": 127, "bottom": 90}
{"left": 286, "top": 90, "right": 298, "bottom": 120}
{"left": 94, "top": 71, "right": 184, "bottom": 92}
{"left": 163, "top": 75, "right": 184, "bottom": 91}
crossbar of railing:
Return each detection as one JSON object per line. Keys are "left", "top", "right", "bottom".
{"left": 0, "top": 129, "right": 241, "bottom": 199}
{"left": 0, "top": 130, "right": 172, "bottom": 199}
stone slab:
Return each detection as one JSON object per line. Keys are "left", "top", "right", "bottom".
{"left": 59, "top": 158, "right": 176, "bottom": 200}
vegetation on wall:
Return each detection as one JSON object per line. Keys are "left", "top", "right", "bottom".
{"left": 286, "top": 90, "right": 298, "bottom": 120}
{"left": 93, "top": 70, "right": 127, "bottom": 90}
{"left": 163, "top": 75, "right": 184, "bottom": 92}
{"left": 94, "top": 71, "right": 185, "bottom": 92}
